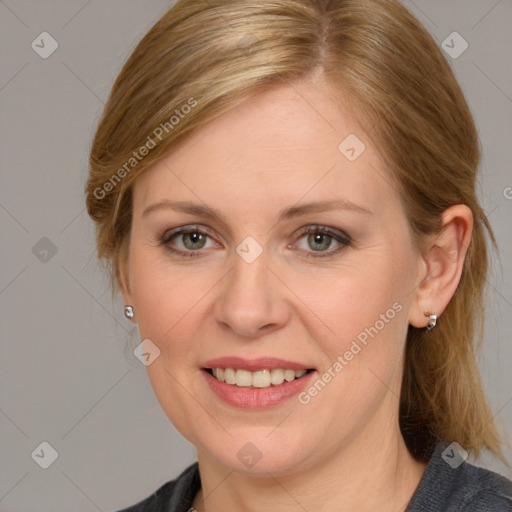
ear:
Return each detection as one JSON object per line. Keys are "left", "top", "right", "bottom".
{"left": 409, "top": 205, "right": 473, "bottom": 329}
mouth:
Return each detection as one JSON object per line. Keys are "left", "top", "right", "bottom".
{"left": 203, "top": 367, "right": 315, "bottom": 388}
{"left": 200, "top": 357, "right": 317, "bottom": 408}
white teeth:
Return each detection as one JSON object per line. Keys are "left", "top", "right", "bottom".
{"left": 271, "top": 368, "right": 285, "bottom": 385}
{"left": 284, "top": 369, "right": 296, "bottom": 382}
{"left": 252, "top": 370, "right": 271, "bottom": 388}
{"left": 224, "top": 368, "right": 236, "bottom": 385}
{"left": 235, "top": 369, "right": 252, "bottom": 387}
{"left": 210, "top": 367, "right": 309, "bottom": 388}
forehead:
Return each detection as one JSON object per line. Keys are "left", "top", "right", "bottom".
{"left": 132, "top": 80, "right": 398, "bottom": 218}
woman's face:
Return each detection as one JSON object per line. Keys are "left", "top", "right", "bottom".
{"left": 123, "top": 79, "right": 424, "bottom": 475}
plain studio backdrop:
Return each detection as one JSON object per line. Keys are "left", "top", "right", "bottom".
{"left": 0, "top": 1, "right": 511, "bottom": 511}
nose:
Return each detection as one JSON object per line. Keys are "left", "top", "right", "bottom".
{"left": 214, "top": 248, "right": 291, "bottom": 339}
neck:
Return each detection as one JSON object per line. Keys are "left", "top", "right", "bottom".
{"left": 192, "top": 422, "right": 427, "bottom": 512}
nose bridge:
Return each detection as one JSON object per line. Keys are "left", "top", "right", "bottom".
{"left": 214, "top": 239, "right": 288, "bottom": 337}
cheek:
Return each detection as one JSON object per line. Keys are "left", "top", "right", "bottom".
{"left": 128, "top": 246, "right": 215, "bottom": 360}
{"left": 127, "top": 248, "right": 220, "bottom": 439}
{"left": 287, "top": 249, "right": 415, "bottom": 423}
{"left": 292, "top": 254, "right": 410, "bottom": 351}
{"left": 288, "top": 255, "right": 412, "bottom": 436}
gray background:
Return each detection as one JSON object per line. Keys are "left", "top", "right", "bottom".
{"left": 0, "top": 1, "right": 511, "bottom": 511}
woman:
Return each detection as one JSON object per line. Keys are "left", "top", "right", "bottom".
{"left": 86, "top": 0, "right": 512, "bottom": 510}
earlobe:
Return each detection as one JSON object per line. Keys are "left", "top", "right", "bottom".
{"left": 120, "top": 279, "right": 136, "bottom": 323}
{"left": 117, "top": 253, "right": 135, "bottom": 321}
{"left": 408, "top": 204, "right": 473, "bottom": 329}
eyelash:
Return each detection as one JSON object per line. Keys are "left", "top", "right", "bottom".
{"left": 159, "top": 225, "right": 352, "bottom": 259}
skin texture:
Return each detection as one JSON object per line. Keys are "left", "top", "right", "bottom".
{"left": 120, "top": 76, "right": 473, "bottom": 512}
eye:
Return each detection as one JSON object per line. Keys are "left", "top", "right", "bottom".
{"left": 159, "top": 224, "right": 351, "bottom": 259}
{"left": 160, "top": 225, "right": 218, "bottom": 256}
{"left": 292, "top": 226, "right": 351, "bottom": 257}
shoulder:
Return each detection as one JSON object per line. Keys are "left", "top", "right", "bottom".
{"left": 407, "top": 442, "right": 512, "bottom": 511}
{"left": 113, "top": 462, "right": 200, "bottom": 512}
{"left": 456, "top": 463, "right": 512, "bottom": 511}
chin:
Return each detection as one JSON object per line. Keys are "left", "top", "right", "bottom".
{"left": 197, "top": 428, "right": 320, "bottom": 477}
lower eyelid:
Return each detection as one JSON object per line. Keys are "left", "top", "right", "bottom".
{"left": 301, "top": 243, "right": 349, "bottom": 258}
{"left": 296, "top": 242, "right": 350, "bottom": 258}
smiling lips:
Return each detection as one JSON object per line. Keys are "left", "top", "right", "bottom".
{"left": 201, "top": 357, "right": 316, "bottom": 408}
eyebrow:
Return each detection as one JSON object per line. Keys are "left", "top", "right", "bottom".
{"left": 142, "top": 199, "right": 372, "bottom": 223}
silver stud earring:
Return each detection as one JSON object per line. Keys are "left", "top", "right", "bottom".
{"left": 124, "top": 305, "right": 134, "bottom": 319}
{"left": 424, "top": 311, "right": 437, "bottom": 331}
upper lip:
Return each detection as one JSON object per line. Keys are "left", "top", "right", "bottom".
{"left": 202, "top": 357, "right": 314, "bottom": 372}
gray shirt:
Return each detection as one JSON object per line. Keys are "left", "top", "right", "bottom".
{"left": 115, "top": 442, "right": 512, "bottom": 511}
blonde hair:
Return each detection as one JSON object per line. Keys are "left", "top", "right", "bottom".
{"left": 86, "top": 0, "right": 505, "bottom": 462}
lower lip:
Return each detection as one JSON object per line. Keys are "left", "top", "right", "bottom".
{"left": 201, "top": 369, "right": 316, "bottom": 409}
